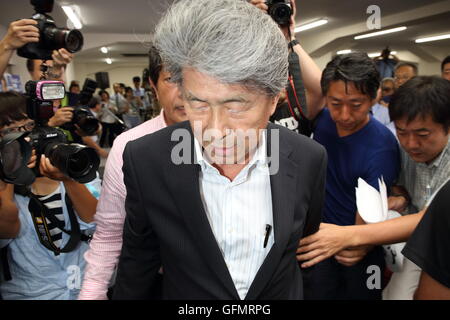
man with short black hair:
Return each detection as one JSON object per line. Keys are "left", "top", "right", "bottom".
{"left": 302, "top": 52, "right": 401, "bottom": 300}
{"left": 394, "top": 62, "right": 418, "bottom": 89}
{"left": 79, "top": 45, "right": 188, "bottom": 300}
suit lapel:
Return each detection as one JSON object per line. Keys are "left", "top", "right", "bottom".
{"left": 245, "top": 124, "right": 298, "bottom": 300}
{"left": 166, "top": 123, "right": 240, "bottom": 299}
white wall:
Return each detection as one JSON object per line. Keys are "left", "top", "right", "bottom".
{"left": 73, "top": 61, "right": 147, "bottom": 94}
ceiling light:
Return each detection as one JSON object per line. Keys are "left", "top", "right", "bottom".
{"left": 337, "top": 49, "right": 352, "bottom": 55}
{"left": 100, "top": 47, "right": 108, "bottom": 54}
{"left": 105, "top": 58, "right": 112, "bottom": 64}
{"left": 354, "top": 26, "right": 407, "bottom": 40}
{"left": 62, "top": 5, "right": 83, "bottom": 29}
{"left": 415, "top": 33, "right": 450, "bottom": 43}
{"left": 295, "top": 19, "right": 328, "bottom": 33}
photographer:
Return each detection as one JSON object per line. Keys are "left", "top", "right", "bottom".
{"left": 0, "top": 18, "right": 75, "bottom": 129}
{"left": 251, "top": 0, "right": 325, "bottom": 127}
{"left": 0, "top": 92, "right": 101, "bottom": 300}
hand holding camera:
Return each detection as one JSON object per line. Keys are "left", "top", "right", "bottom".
{"left": 47, "top": 106, "right": 74, "bottom": 127}
{"left": 0, "top": 19, "right": 40, "bottom": 51}
{"left": 250, "top": 0, "right": 296, "bottom": 40}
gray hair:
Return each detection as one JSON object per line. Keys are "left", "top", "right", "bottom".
{"left": 153, "top": 0, "right": 289, "bottom": 97}
{"left": 381, "top": 77, "right": 395, "bottom": 85}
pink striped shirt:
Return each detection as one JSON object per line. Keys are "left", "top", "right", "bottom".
{"left": 79, "top": 111, "right": 167, "bottom": 300}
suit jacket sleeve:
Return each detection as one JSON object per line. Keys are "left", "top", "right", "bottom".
{"left": 303, "top": 147, "right": 327, "bottom": 237}
{"left": 112, "top": 143, "right": 161, "bottom": 299}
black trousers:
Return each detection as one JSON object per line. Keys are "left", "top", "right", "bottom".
{"left": 100, "top": 122, "right": 123, "bottom": 148}
{"left": 303, "top": 246, "right": 385, "bottom": 300}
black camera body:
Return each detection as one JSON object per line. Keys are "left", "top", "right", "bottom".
{"left": 266, "top": 0, "right": 292, "bottom": 26}
{"left": 17, "top": 0, "right": 83, "bottom": 60}
{"left": 63, "top": 78, "right": 100, "bottom": 136}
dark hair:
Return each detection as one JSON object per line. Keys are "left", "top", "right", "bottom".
{"left": 321, "top": 52, "right": 380, "bottom": 100}
{"left": 0, "top": 92, "right": 28, "bottom": 128}
{"left": 119, "top": 83, "right": 126, "bottom": 89}
{"left": 442, "top": 56, "right": 450, "bottom": 72}
{"left": 132, "top": 76, "right": 141, "bottom": 83}
{"left": 87, "top": 96, "right": 101, "bottom": 109}
{"left": 98, "top": 90, "right": 110, "bottom": 98}
{"left": 125, "top": 86, "right": 133, "bottom": 96}
{"left": 148, "top": 45, "right": 163, "bottom": 85}
{"left": 69, "top": 82, "right": 80, "bottom": 92}
{"left": 394, "top": 62, "right": 418, "bottom": 75}
{"left": 389, "top": 76, "right": 450, "bottom": 131}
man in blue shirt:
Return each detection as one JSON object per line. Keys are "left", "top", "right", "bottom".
{"left": 303, "top": 52, "right": 400, "bottom": 299}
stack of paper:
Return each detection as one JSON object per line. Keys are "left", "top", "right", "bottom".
{"left": 355, "top": 177, "right": 405, "bottom": 272}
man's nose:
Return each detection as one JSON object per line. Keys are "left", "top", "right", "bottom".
{"left": 340, "top": 105, "right": 351, "bottom": 121}
{"left": 405, "top": 134, "right": 420, "bottom": 150}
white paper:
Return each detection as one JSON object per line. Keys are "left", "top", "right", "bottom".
{"left": 355, "top": 177, "right": 405, "bottom": 272}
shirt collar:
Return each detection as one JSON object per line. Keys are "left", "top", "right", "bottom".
{"left": 427, "top": 137, "right": 450, "bottom": 169}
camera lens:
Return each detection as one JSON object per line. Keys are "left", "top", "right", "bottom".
{"left": 269, "top": 3, "right": 292, "bottom": 25}
{"left": 47, "top": 143, "right": 100, "bottom": 183}
{"left": 1, "top": 140, "right": 23, "bottom": 175}
{"left": 43, "top": 27, "right": 83, "bottom": 53}
{"left": 65, "top": 29, "right": 83, "bottom": 53}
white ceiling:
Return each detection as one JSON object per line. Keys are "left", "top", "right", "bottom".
{"left": 1, "top": 0, "right": 449, "bottom": 65}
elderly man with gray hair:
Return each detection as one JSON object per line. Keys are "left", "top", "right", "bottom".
{"left": 113, "top": 0, "right": 327, "bottom": 300}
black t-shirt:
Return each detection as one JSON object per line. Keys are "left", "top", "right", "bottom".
{"left": 269, "top": 103, "right": 312, "bottom": 136}
{"left": 402, "top": 179, "right": 450, "bottom": 288}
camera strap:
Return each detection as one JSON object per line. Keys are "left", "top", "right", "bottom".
{"left": 27, "top": 191, "right": 88, "bottom": 255}
{"left": 286, "top": 48, "right": 312, "bottom": 136}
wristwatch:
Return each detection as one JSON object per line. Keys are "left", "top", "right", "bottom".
{"left": 289, "top": 39, "right": 299, "bottom": 49}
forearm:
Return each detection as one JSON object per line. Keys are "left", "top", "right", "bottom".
{"left": 349, "top": 210, "right": 425, "bottom": 247}
{"left": 63, "top": 180, "right": 98, "bottom": 223}
{"left": 0, "top": 40, "right": 14, "bottom": 78}
{"left": 0, "top": 185, "right": 20, "bottom": 238}
{"left": 291, "top": 43, "right": 325, "bottom": 120}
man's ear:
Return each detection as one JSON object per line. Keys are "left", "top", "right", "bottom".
{"left": 270, "top": 93, "right": 281, "bottom": 116}
{"left": 149, "top": 78, "right": 159, "bottom": 101}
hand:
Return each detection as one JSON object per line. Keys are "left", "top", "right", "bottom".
{"left": 39, "top": 155, "right": 69, "bottom": 181}
{"left": 296, "top": 223, "right": 354, "bottom": 268}
{"left": 48, "top": 107, "right": 74, "bottom": 127}
{"left": 249, "top": 0, "right": 296, "bottom": 41}
{"left": 334, "top": 245, "right": 373, "bottom": 267}
{"left": 388, "top": 195, "right": 408, "bottom": 212}
{"left": 0, "top": 19, "right": 39, "bottom": 51}
{"left": 27, "top": 149, "right": 37, "bottom": 169}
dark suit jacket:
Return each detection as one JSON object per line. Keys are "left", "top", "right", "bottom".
{"left": 113, "top": 121, "right": 327, "bottom": 300}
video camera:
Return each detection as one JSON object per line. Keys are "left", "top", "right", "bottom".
{"left": 17, "top": 0, "right": 84, "bottom": 60}
{"left": 267, "top": 0, "right": 292, "bottom": 26}
{"left": 0, "top": 80, "right": 100, "bottom": 186}
{"left": 64, "top": 78, "right": 100, "bottom": 136}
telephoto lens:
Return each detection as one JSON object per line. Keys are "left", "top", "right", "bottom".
{"left": 45, "top": 143, "right": 100, "bottom": 184}
{"left": 43, "top": 27, "right": 84, "bottom": 53}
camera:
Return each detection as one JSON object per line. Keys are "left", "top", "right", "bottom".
{"left": 266, "top": 0, "right": 292, "bottom": 26}
{"left": 63, "top": 78, "right": 100, "bottom": 136}
{"left": 4, "top": 79, "right": 101, "bottom": 185}
{"left": 0, "top": 132, "right": 35, "bottom": 186}
{"left": 29, "top": 126, "right": 100, "bottom": 184}
{"left": 17, "top": 0, "right": 84, "bottom": 60}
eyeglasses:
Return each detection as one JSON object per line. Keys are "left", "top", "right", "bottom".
{"left": 0, "top": 121, "right": 35, "bottom": 136}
